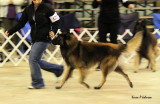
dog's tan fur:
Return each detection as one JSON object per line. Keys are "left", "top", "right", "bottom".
{"left": 133, "top": 20, "right": 158, "bottom": 73}
{"left": 52, "top": 31, "right": 143, "bottom": 89}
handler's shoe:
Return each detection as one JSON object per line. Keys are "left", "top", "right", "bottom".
{"left": 28, "top": 86, "right": 44, "bottom": 89}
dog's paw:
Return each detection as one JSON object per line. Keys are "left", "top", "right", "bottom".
{"left": 55, "top": 86, "right": 62, "bottom": 89}
{"left": 146, "top": 66, "right": 149, "bottom": 69}
{"left": 134, "top": 71, "right": 138, "bottom": 73}
{"left": 94, "top": 86, "right": 101, "bottom": 89}
{"left": 85, "top": 84, "right": 90, "bottom": 89}
{"left": 152, "top": 70, "right": 156, "bottom": 72}
{"left": 130, "top": 82, "right": 133, "bottom": 88}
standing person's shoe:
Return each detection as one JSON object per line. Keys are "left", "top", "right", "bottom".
{"left": 28, "top": 85, "right": 45, "bottom": 89}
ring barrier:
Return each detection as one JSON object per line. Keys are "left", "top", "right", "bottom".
{"left": 0, "top": 28, "right": 160, "bottom": 67}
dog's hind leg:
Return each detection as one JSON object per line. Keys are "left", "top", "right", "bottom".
{"left": 115, "top": 66, "right": 133, "bottom": 88}
{"left": 78, "top": 67, "right": 90, "bottom": 88}
{"left": 146, "top": 61, "right": 150, "bottom": 69}
{"left": 149, "top": 56, "right": 156, "bottom": 72}
{"left": 56, "top": 66, "right": 74, "bottom": 89}
{"left": 148, "top": 47, "right": 156, "bottom": 72}
{"left": 134, "top": 54, "right": 140, "bottom": 73}
{"left": 94, "top": 58, "right": 118, "bottom": 89}
{"left": 154, "top": 40, "right": 159, "bottom": 57}
{"left": 94, "top": 67, "right": 108, "bottom": 89}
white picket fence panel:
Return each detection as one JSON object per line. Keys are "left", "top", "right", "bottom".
{"left": 0, "top": 28, "right": 160, "bottom": 67}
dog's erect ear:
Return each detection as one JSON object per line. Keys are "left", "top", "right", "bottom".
{"left": 62, "top": 32, "right": 71, "bottom": 39}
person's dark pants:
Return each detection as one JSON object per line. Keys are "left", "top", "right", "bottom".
{"left": 98, "top": 21, "right": 120, "bottom": 43}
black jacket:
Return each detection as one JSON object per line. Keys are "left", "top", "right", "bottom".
{"left": 92, "top": 0, "right": 131, "bottom": 23}
{"left": 8, "top": 1, "right": 59, "bottom": 43}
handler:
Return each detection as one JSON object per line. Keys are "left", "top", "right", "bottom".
{"left": 5, "top": 0, "right": 63, "bottom": 89}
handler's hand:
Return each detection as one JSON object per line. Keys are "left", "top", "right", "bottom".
{"left": 128, "top": 4, "right": 134, "bottom": 9}
{"left": 5, "top": 31, "right": 9, "bottom": 37}
{"left": 9, "top": 0, "right": 13, "bottom": 4}
{"left": 49, "top": 31, "right": 55, "bottom": 39}
{"left": 97, "top": 0, "right": 101, "bottom": 2}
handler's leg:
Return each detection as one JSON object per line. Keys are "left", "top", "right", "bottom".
{"left": 29, "top": 42, "right": 50, "bottom": 89}
{"left": 39, "top": 60, "right": 63, "bottom": 77}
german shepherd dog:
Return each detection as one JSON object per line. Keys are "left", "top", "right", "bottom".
{"left": 51, "top": 31, "right": 143, "bottom": 89}
{"left": 133, "top": 20, "right": 158, "bottom": 73}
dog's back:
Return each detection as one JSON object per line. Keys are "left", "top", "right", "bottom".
{"left": 77, "top": 42, "right": 126, "bottom": 68}
{"left": 61, "top": 35, "right": 126, "bottom": 69}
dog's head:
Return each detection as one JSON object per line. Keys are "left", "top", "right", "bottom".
{"left": 51, "top": 32, "right": 78, "bottom": 47}
{"left": 133, "top": 19, "right": 147, "bottom": 34}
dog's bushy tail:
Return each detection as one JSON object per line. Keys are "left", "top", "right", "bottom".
{"left": 124, "top": 31, "right": 143, "bottom": 54}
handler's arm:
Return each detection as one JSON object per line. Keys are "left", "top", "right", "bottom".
{"left": 7, "top": 8, "right": 28, "bottom": 36}
{"left": 48, "top": 6, "right": 60, "bottom": 34}
{"left": 48, "top": 7, "right": 60, "bottom": 44}
{"left": 120, "top": 0, "right": 134, "bottom": 9}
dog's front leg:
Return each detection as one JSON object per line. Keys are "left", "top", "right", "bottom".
{"left": 78, "top": 68, "right": 90, "bottom": 88}
{"left": 115, "top": 66, "right": 133, "bottom": 88}
{"left": 56, "top": 66, "right": 73, "bottom": 89}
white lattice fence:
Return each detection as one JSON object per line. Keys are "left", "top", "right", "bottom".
{"left": 0, "top": 28, "right": 160, "bottom": 67}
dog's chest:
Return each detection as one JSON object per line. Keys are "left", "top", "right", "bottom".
{"left": 69, "top": 54, "right": 86, "bottom": 67}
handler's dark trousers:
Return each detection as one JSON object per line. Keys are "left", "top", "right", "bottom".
{"left": 98, "top": 21, "right": 120, "bottom": 43}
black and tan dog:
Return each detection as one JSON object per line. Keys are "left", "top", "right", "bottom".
{"left": 133, "top": 20, "right": 158, "bottom": 73}
{"left": 51, "top": 31, "right": 143, "bottom": 89}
